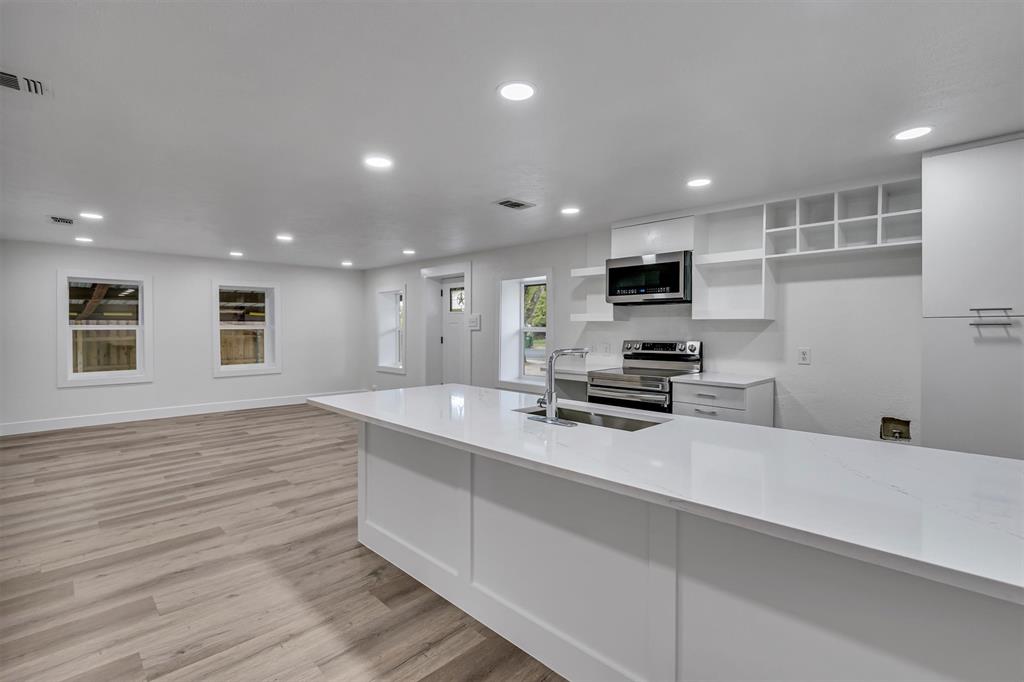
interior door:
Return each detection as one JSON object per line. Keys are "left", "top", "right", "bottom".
{"left": 442, "top": 277, "right": 466, "bottom": 384}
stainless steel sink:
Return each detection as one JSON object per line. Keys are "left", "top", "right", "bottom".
{"left": 515, "top": 406, "right": 662, "bottom": 432}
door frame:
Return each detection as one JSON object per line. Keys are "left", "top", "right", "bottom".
{"left": 421, "top": 261, "right": 472, "bottom": 386}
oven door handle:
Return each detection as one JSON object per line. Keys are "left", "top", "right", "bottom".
{"left": 587, "top": 387, "right": 671, "bottom": 407}
{"left": 587, "top": 377, "right": 670, "bottom": 392}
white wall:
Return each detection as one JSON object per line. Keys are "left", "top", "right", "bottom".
{"left": 362, "top": 229, "right": 922, "bottom": 441}
{"left": 0, "top": 240, "right": 365, "bottom": 433}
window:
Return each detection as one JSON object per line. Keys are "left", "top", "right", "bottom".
{"left": 377, "top": 287, "right": 406, "bottom": 373}
{"left": 57, "top": 272, "right": 153, "bottom": 387}
{"left": 499, "top": 274, "right": 550, "bottom": 387}
{"left": 521, "top": 280, "right": 547, "bottom": 377}
{"left": 449, "top": 286, "right": 465, "bottom": 312}
{"left": 213, "top": 282, "right": 280, "bottom": 377}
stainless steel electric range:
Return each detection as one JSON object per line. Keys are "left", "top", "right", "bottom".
{"left": 587, "top": 340, "right": 702, "bottom": 413}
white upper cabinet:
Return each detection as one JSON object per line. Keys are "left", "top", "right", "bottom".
{"left": 610, "top": 216, "right": 694, "bottom": 258}
{"left": 922, "top": 138, "right": 1024, "bottom": 318}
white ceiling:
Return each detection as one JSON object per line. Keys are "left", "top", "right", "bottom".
{"left": 2, "top": 1, "right": 1022, "bottom": 269}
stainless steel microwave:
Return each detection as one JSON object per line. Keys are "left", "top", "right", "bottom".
{"left": 605, "top": 251, "right": 692, "bottom": 304}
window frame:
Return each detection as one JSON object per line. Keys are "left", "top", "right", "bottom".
{"left": 497, "top": 271, "right": 552, "bottom": 392}
{"left": 212, "top": 281, "right": 282, "bottom": 378}
{"left": 376, "top": 285, "right": 407, "bottom": 375}
{"left": 56, "top": 270, "right": 154, "bottom": 388}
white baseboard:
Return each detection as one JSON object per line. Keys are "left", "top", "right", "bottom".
{"left": 0, "top": 389, "right": 366, "bottom": 437}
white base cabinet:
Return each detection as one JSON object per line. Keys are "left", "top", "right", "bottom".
{"left": 358, "top": 422, "right": 1022, "bottom": 681}
{"left": 922, "top": 316, "right": 1024, "bottom": 459}
{"left": 672, "top": 376, "right": 774, "bottom": 426}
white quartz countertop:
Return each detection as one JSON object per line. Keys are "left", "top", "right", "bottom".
{"left": 310, "top": 384, "right": 1024, "bottom": 604}
{"left": 670, "top": 372, "right": 774, "bottom": 388}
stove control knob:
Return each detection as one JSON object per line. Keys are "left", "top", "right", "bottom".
{"left": 687, "top": 343, "right": 698, "bottom": 353}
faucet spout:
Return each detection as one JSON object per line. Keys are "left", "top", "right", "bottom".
{"left": 532, "top": 347, "right": 591, "bottom": 426}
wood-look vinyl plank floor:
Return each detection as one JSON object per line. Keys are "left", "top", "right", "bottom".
{"left": 1, "top": 405, "right": 563, "bottom": 682}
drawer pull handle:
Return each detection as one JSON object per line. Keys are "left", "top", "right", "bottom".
{"left": 969, "top": 307, "right": 1013, "bottom": 312}
{"left": 696, "top": 393, "right": 717, "bottom": 399}
{"left": 694, "top": 408, "right": 717, "bottom": 415}
{"left": 970, "top": 322, "right": 1014, "bottom": 327}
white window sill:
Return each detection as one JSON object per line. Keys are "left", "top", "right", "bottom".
{"left": 497, "top": 377, "right": 546, "bottom": 394}
{"left": 377, "top": 365, "right": 406, "bottom": 375}
{"left": 58, "top": 372, "right": 152, "bottom": 388}
{"left": 214, "top": 363, "right": 281, "bottom": 378}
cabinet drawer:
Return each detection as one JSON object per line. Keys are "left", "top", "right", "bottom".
{"left": 672, "top": 383, "right": 747, "bottom": 410}
{"left": 673, "top": 402, "right": 748, "bottom": 423}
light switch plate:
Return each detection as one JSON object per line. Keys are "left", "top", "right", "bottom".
{"left": 467, "top": 313, "right": 482, "bottom": 331}
{"left": 798, "top": 347, "right": 812, "bottom": 365}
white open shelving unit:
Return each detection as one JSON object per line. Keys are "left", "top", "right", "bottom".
{"left": 692, "top": 177, "right": 921, "bottom": 320}
{"left": 569, "top": 265, "right": 620, "bottom": 323}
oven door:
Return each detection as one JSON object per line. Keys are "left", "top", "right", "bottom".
{"left": 587, "top": 385, "right": 672, "bottom": 413}
{"left": 605, "top": 251, "right": 691, "bottom": 304}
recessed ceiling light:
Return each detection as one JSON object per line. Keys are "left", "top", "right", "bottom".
{"left": 560, "top": 206, "right": 581, "bottom": 215}
{"left": 893, "top": 126, "right": 933, "bottom": 141}
{"left": 364, "top": 155, "right": 393, "bottom": 169}
{"left": 341, "top": 260, "right": 353, "bottom": 267}
{"left": 79, "top": 212, "right": 103, "bottom": 220}
{"left": 276, "top": 234, "right": 293, "bottom": 242}
{"left": 498, "top": 81, "right": 535, "bottom": 101}
{"left": 229, "top": 251, "right": 244, "bottom": 257}
{"left": 74, "top": 236, "right": 93, "bottom": 243}
{"left": 402, "top": 249, "right": 416, "bottom": 255}
{"left": 686, "top": 177, "right": 712, "bottom": 188}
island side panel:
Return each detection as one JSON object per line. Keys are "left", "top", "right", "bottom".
{"left": 360, "top": 424, "right": 471, "bottom": 579}
{"left": 358, "top": 423, "right": 677, "bottom": 682}
{"left": 676, "top": 512, "right": 1024, "bottom": 681}
{"left": 471, "top": 455, "right": 677, "bottom": 682}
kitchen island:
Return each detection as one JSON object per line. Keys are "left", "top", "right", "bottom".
{"left": 310, "top": 384, "right": 1023, "bottom": 682}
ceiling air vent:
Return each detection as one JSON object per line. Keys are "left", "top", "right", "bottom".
{"left": 0, "top": 70, "right": 47, "bottom": 95}
{"left": 495, "top": 198, "right": 536, "bottom": 210}
{"left": 50, "top": 216, "right": 74, "bottom": 225}
{"left": 0, "top": 72, "right": 19, "bottom": 91}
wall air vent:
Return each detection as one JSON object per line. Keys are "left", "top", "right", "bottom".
{"left": 50, "top": 216, "right": 74, "bottom": 225}
{"left": 0, "top": 70, "right": 47, "bottom": 95}
{"left": 495, "top": 198, "right": 537, "bottom": 210}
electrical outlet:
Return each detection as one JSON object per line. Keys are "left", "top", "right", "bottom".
{"left": 798, "top": 347, "right": 812, "bottom": 365}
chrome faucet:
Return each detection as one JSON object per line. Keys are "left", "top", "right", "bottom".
{"left": 530, "top": 347, "right": 591, "bottom": 427}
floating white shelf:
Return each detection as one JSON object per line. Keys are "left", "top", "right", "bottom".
{"left": 765, "top": 239, "right": 921, "bottom": 259}
{"left": 690, "top": 309, "right": 767, "bottom": 320}
{"left": 569, "top": 311, "right": 617, "bottom": 323}
{"left": 693, "top": 248, "right": 764, "bottom": 266}
{"left": 569, "top": 265, "right": 605, "bottom": 278}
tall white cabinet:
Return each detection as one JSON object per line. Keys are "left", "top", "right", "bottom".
{"left": 921, "top": 136, "right": 1024, "bottom": 459}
